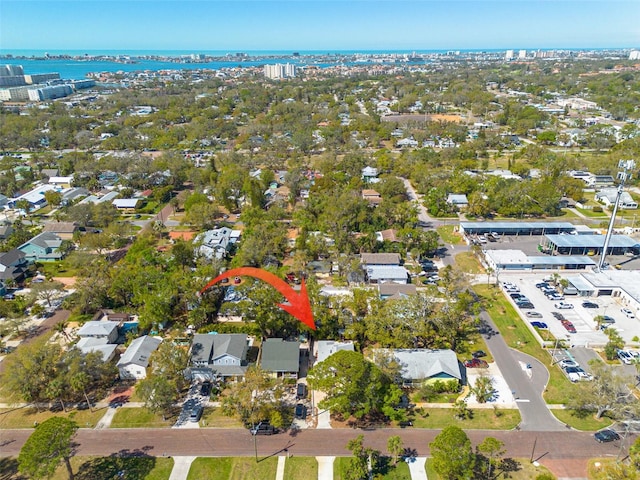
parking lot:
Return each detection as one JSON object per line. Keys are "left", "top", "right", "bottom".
{"left": 499, "top": 272, "right": 640, "bottom": 347}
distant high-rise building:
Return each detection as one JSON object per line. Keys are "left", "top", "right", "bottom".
{"left": 505, "top": 50, "right": 514, "bottom": 60}
{"left": 518, "top": 49, "right": 527, "bottom": 59}
{"left": 630, "top": 50, "right": 640, "bottom": 60}
{"left": 264, "top": 63, "right": 296, "bottom": 79}
{"left": 0, "top": 65, "right": 24, "bottom": 77}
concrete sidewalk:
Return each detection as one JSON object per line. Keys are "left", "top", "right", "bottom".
{"left": 275, "top": 456, "right": 286, "bottom": 480}
{"left": 317, "top": 456, "right": 335, "bottom": 480}
{"left": 408, "top": 457, "right": 428, "bottom": 480}
{"left": 168, "top": 456, "right": 195, "bottom": 480}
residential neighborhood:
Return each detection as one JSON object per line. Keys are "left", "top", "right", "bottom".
{"left": 1, "top": 43, "right": 640, "bottom": 480}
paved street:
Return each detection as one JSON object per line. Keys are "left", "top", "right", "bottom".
{"left": 0, "top": 427, "right": 628, "bottom": 478}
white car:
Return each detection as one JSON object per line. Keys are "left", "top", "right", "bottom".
{"left": 554, "top": 302, "right": 574, "bottom": 309}
{"left": 621, "top": 308, "right": 635, "bottom": 318}
{"left": 617, "top": 349, "right": 634, "bottom": 365}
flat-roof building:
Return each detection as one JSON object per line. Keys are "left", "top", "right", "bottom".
{"left": 542, "top": 234, "right": 640, "bottom": 256}
{"left": 460, "top": 221, "right": 575, "bottom": 236}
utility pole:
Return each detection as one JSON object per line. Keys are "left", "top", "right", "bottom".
{"left": 599, "top": 159, "right": 636, "bottom": 271}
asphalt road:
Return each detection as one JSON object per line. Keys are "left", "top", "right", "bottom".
{"left": 479, "top": 308, "right": 566, "bottom": 432}
{"left": 0, "top": 427, "right": 628, "bottom": 478}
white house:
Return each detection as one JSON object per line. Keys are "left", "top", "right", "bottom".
{"left": 117, "top": 335, "right": 163, "bottom": 380}
{"left": 595, "top": 189, "right": 638, "bottom": 209}
{"left": 446, "top": 194, "right": 469, "bottom": 208}
{"left": 77, "top": 321, "right": 120, "bottom": 343}
{"left": 195, "top": 227, "right": 242, "bottom": 260}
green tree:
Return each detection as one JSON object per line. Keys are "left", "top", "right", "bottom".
{"left": 137, "top": 375, "right": 178, "bottom": 421}
{"left": 387, "top": 435, "right": 404, "bottom": 466}
{"left": 476, "top": 436, "right": 505, "bottom": 480}
{"left": 430, "top": 425, "right": 475, "bottom": 480}
{"left": 18, "top": 417, "right": 78, "bottom": 480}
{"left": 471, "top": 374, "right": 495, "bottom": 404}
{"left": 307, "top": 350, "right": 403, "bottom": 421}
{"left": 604, "top": 328, "right": 625, "bottom": 360}
{"left": 221, "top": 365, "right": 286, "bottom": 426}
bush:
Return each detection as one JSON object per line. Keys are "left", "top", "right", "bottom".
{"left": 592, "top": 206, "right": 603, "bottom": 213}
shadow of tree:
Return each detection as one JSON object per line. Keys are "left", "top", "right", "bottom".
{"left": 75, "top": 448, "right": 156, "bottom": 480}
{"left": 0, "top": 457, "right": 25, "bottom": 480}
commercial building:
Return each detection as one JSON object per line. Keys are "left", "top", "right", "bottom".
{"left": 484, "top": 249, "right": 596, "bottom": 271}
{"left": 460, "top": 221, "right": 575, "bottom": 236}
{"left": 264, "top": 63, "right": 296, "bottom": 79}
{"left": 541, "top": 234, "right": 640, "bottom": 256}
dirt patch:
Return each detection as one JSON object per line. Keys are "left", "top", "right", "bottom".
{"left": 53, "top": 276, "right": 77, "bottom": 287}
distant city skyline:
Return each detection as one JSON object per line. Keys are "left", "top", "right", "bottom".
{"left": 1, "top": 1, "right": 638, "bottom": 52}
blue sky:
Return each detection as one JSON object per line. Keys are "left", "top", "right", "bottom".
{"left": 1, "top": 1, "right": 638, "bottom": 51}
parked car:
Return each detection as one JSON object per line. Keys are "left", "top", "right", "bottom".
{"left": 510, "top": 293, "right": 526, "bottom": 299}
{"left": 517, "top": 302, "right": 535, "bottom": 310}
{"left": 617, "top": 349, "right": 634, "bottom": 365}
{"left": 547, "top": 294, "right": 564, "bottom": 301}
{"left": 554, "top": 302, "right": 574, "bottom": 309}
{"left": 598, "top": 315, "right": 616, "bottom": 325}
{"left": 472, "top": 350, "right": 487, "bottom": 358}
{"left": 200, "top": 381, "right": 212, "bottom": 397}
{"left": 294, "top": 403, "right": 307, "bottom": 419}
{"left": 595, "top": 429, "right": 620, "bottom": 443}
{"left": 560, "top": 359, "right": 579, "bottom": 369}
{"left": 621, "top": 308, "right": 635, "bottom": 318}
{"left": 464, "top": 358, "right": 489, "bottom": 368}
{"left": 535, "top": 282, "right": 550, "bottom": 289}
{"left": 251, "top": 421, "right": 277, "bottom": 435}
{"left": 551, "top": 312, "right": 565, "bottom": 320}
{"left": 582, "top": 301, "right": 599, "bottom": 309}
{"left": 296, "top": 383, "right": 307, "bottom": 400}
{"left": 189, "top": 405, "right": 204, "bottom": 422}
{"left": 530, "top": 321, "right": 548, "bottom": 329}
{"left": 561, "top": 320, "right": 577, "bottom": 333}
{"left": 526, "top": 311, "right": 543, "bottom": 318}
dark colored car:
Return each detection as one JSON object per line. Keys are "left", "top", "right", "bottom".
{"left": 472, "top": 350, "right": 487, "bottom": 358}
{"left": 535, "top": 282, "right": 550, "bottom": 289}
{"left": 582, "top": 301, "right": 599, "bottom": 309}
{"left": 464, "top": 358, "right": 489, "bottom": 368}
{"left": 510, "top": 293, "right": 526, "bottom": 299}
{"left": 595, "top": 429, "right": 620, "bottom": 443}
{"left": 200, "top": 381, "right": 212, "bottom": 397}
{"left": 551, "top": 312, "right": 565, "bottom": 320}
{"left": 296, "top": 383, "right": 307, "bottom": 399}
{"left": 530, "top": 321, "right": 548, "bottom": 329}
{"left": 294, "top": 403, "right": 307, "bottom": 419}
{"left": 189, "top": 405, "right": 204, "bottom": 422}
{"left": 251, "top": 421, "right": 277, "bottom": 435}
{"left": 516, "top": 302, "right": 535, "bottom": 310}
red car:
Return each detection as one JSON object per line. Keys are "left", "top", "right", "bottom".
{"left": 464, "top": 358, "right": 489, "bottom": 368}
{"left": 561, "top": 319, "right": 577, "bottom": 333}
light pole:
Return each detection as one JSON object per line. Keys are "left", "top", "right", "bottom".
{"left": 599, "top": 159, "right": 636, "bottom": 270}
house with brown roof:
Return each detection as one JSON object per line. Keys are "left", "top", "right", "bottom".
{"left": 362, "top": 189, "right": 382, "bottom": 206}
{"left": 42, "top": 222, "right": 78, "bottom": 240}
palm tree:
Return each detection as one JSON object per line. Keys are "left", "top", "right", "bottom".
{"left": 53, "top": 320, "right": 70, "bottom": 341}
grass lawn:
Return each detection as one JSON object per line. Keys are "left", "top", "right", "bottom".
{"left": 457, "top": 336, "right": 494, "bottom": 364}
{"left": 110, "top": 407, "right": 177, "bottom": 428}
{"left": 283, "top": 457, "right": 318, "bottom": 479}
{"left": 455, "top": 251, "right": 484, "bottom": 274}
{"left": 37, "top": 251, "right": 98, "bottom": 278}
{"left": 0, "top": 406, "right": 105, "bottom": 429}
{"left": 436, "top": 225, "right": 464, "bottom": 245}
{"left": 408, "top": 408, "right": 521, "bottom": 430}
{"left": 53, "top": 456, "right": 172, "bottom": 480}
{"left": 425, "top": 457, "right": 555, "bottom": 479}
{"left": 201, "top": 407, "right": 244, "bottom": 428}
{"left": 551, "top": 409, "right": 613, "bottom": 431}
{"left": 575, "top": 207, "right": 608, "bottom": 219}
{"left": 334, "top": 457, "right": 411, "bottom": 480}
{"left": 187, "top": 457, "right": 278, "bottom": 480}
{"left": 473, "top": 284, "right": 586, "bottom": 407}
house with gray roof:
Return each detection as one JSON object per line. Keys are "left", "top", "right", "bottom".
{"left": 315, "top": 340, "right": 355, "bottom": 364}
{"left": 372, "top": 348, "right": 462, "bottom": 387}
{"left": 260, "top": 338, "right": 300, "bottom": 378}
{"left": 75, "top": 337, "right": 118, "bottom": 362}
{"left": 77, "top": 320, "right": 120, "bottom": 344}
{"left": 0, "top": 249, "right": 27, "bottom": 283}
{"left": 18, "top": 232, "right": 65, "bottom": 262}
{"left": 595, "top": 188, "right": 638, "bottom": 209}
{"left": 117, "top": 335, "right": 163, "bottom": 380}
{"left": 195, "top": 227, "right": 242, "bottom": 260}
{"left": 378, "top": 283, "right": 417, "bottom": 300}
{"left": 190, "top": 333, "right": 249, "bottom": 378}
